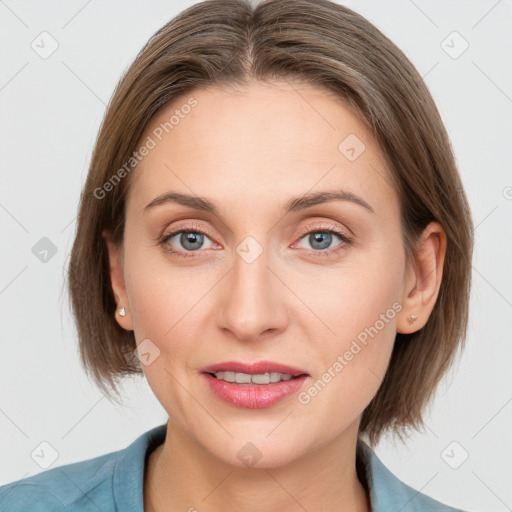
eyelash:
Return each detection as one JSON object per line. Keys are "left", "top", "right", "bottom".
{"left": 157, "top": 222, "right": 352, "bottom": 259}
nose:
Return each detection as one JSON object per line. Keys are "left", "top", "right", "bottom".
{"left": 217, "top": 243, "right": 289, "bottom": 342}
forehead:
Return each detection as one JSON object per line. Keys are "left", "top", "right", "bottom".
{"left": 127, "top": 80, "right": 397, "bottom": 218}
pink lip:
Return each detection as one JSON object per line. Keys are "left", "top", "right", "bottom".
{"left": 202, "top": 373, "right": 309, "bottom": 408}
{"left": 200, "top": 360, "right": 310, "bottom": 409}
{"left": 200, "top": 360, "right": 309, "bottom": 377}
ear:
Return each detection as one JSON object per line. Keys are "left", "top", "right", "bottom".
{"left": 397, "top": 221, "right": 447, "bottom": 334}
{"left": 103, "top": 230, "right": 134, "bottom": 331}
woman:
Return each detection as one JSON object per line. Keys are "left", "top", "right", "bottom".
{"left": 0, "top": 0, "right": 473, "bottom": 510}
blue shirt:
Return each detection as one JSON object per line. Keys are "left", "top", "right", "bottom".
{"left": 0, "top": 423, "right": 467, "bottom": 511}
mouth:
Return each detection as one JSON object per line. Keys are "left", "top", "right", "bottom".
{"left": 200, "top": 361, "right": 310, "bottom": 408}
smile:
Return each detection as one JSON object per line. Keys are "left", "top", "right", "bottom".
{"left": 202, "top": 372, "right": 309, "bottom": 408}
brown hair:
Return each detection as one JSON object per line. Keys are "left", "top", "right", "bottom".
{"left": 67, "top": 0, "right": 473, "bottom": 445}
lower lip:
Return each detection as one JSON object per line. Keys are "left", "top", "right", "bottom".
{"left": 202, "top": 373, "right": 309, "bottom": 409}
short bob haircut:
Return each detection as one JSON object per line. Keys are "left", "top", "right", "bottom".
{"left": 68, "top": 0, "right": 474, "bottom": 446}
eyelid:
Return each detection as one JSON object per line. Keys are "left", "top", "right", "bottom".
{"left": 159, "top": 221, "right": 218, "bottom": 242}
{"left": 295, "top": 220, "right": 352, "bottom": 242}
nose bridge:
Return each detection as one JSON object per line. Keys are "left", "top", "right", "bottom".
{"left": 218, "top": 235, "right": 287, "bottom": 340}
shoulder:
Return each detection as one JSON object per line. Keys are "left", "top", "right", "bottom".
{"left": 0, "top": 448, "right": 119, "bottom": 511}
{"left": 0, "top": 423, "right": 167, "bottom": 512}
{"left": 357, "top": 440, "right": 469, "bottom": 512}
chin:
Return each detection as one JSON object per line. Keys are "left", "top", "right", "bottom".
{"left": 200, "top": 429, "right": 310, "bottom": 470}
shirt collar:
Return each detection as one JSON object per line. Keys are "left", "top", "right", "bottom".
{"left": 113, "top": 423, "right": 167, "bottom": 511}
{"left": 357, "top": 438, "right": 441, "bottom": 511}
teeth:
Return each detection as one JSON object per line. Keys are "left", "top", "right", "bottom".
{"left": 213, "top": 371, "right": 295, "bottom": 384}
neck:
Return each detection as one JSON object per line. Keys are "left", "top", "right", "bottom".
{"left": 144, "top": 419, "right": 370, "bottom": 512}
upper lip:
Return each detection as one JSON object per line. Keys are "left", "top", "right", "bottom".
{"left": 201, "top": 360, "right": 309, "bottom": 377}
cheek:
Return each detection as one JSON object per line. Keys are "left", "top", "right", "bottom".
{"left": 122, "top": 245, "right": 222, "bottom": 398}
{"left": 297, "top": 241, "right": 404, "bottom": 347}
{"left": 122, "top": 247, "right": 207, "bottom": 412}
{"left": 297, "top": 293, "right": 400, "bottom": 436}
{"left": 296, "top": 244, "right": 404, "bottom": 411}
{"left": 123, "top": 242, "right": 209, "bottom": 340}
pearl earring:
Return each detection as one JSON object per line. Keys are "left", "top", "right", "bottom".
{"left": 115, "top": 292, "right": 126, "bottom": 317}
{"left": 407, "top": 314, "right": 418, "bottom": 326}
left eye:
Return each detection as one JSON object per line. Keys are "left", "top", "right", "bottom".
{"left": 297, "top": 230, "right": 346, "bottom": 251}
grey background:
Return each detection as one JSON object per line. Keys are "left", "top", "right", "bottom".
{"left": 1, "top": 0, "right": 511, "bottom": 510}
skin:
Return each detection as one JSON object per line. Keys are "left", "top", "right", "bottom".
{"left": 105, "top": 80, "right": 447, "bottom": 512}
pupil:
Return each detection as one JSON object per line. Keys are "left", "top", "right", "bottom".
{"left": 310, "top": 232, "right": 331, "bottom": 250}
{"left": 182, "top": 232, "right": 203, "bottom": 250}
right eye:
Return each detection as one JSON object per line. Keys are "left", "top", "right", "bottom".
{"left": 159, "top": 228, "right": 216, "bottom": 256}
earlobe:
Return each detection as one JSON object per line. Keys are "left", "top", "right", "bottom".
{"left": 103, "top": 230, "right": 134, "bottom": 331}
{"left": 397, "top": 222, "right": 447, "bottom": 334}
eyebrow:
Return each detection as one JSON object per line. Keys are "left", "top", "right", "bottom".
{"left": 143, "top": 189, "right": 374, "bottom": 215}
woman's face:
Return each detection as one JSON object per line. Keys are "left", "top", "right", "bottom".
{"left": 109, "top": 80, "right": 411, "bottom": 467}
